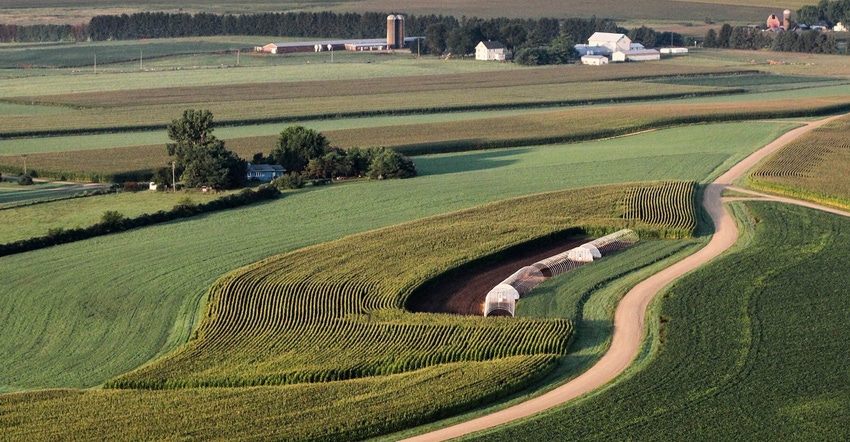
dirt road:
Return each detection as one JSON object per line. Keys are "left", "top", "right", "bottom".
{"left": 402, "top": 115, "right": 846, "bottom": 442}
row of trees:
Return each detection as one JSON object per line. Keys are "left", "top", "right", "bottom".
{"left": 152, "top": 110, "right": 416, "bottom": 191}
{"left": 0, "top": 23, "right": 88, "bottom": 43}
{"left": 1, "top": 10, "right": 624, "bottom": 57}
{"left": 704, "top": 24, "right": 837, "bottom": 53}
{"left": 260, "top": 126, "right": 417, "bottom": 187}
{"left": 797, "top": 0, "right": 850, "bottom": 26}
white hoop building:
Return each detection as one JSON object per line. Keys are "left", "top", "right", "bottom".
{"left": 483, "top": 229, "right": 639, "bottom": 317}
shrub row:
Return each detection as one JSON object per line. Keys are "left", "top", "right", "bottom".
{"left": 0, "top": 184, "right": 280, "bottom": 257}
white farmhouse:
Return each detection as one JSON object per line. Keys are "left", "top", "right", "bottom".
{"left": 475, "top": 40, "right": 506, "bottom": 61}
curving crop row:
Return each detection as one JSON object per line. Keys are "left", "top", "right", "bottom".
{"left": 622, "top": 180, "right": 697, "bottom": 237}
{"left": 748, "top": 116, "right": 850, "bottom": 210}
{"left": 108, "top": 182, "right": 696, "bottom": 390}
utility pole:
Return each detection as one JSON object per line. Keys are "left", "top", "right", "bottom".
{"left": 172, "top": 161, "right": 176, "bottom": 192}
{"left": 236, "top": 49, "right": 240, "bottom": 66}
{"left": 140, "top": 50, "right": 143, "bottom": 71}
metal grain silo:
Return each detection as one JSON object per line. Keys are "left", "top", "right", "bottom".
{"left": 386, "top": 14, "right": 405, "bottom": 49}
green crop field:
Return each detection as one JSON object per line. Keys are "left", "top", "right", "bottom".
{"left": 0, "top": 181, "right": 696, "bottom": 440}
{"left": 468, "top": 201, "right": 850, "bottom": 441}
{"left": 0, "top": 122, "right": 790, "bottom": 393}
{"left": 2, "top": 95, "right": 839, "bottom": 182}
{"left": 749, "top": 113, "right": 850, "bottom": 209}
{"left": 3, "top": 25, "right": 849, "bottom": 440}
{"left": 0, "top": 189, "right": 223, "bottom": 244}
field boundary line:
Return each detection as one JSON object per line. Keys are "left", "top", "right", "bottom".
{"left": 400, "top": 113, "right": 846, "bottom": 442}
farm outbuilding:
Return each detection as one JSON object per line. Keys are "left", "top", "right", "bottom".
{"left": 660, "top": 47, "right": 689, "bottom": 55}
{"left": 581, "top": 54, "right": 609, "bottom": 65}
{"left": 475, "top": 40, "right": 507, "bottom": 61}
{"left": 483, "top": 229, "right": 639, "bottom": 317}
{"left": 612, "top": 49, "right": 661, "bottom": 62}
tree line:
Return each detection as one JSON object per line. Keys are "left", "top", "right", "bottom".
{"left": 703, "top": 24, "right": 837, "bottom": 53}
{"left": 0, "top": 10, "right": 621, "bottom": 55}
{"left": 798, "top": 0, "right": 850, "bottom": 26}
{"left": 152, "top": 109, "right": 417, "bottom": 191}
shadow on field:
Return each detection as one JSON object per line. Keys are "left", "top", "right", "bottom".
{"left": 415, "top": 148, "right": 527, "bottom": 176}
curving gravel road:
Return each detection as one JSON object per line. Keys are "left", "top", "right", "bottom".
{"left": 402, "top": 114, "right": 847, "bottom": 442}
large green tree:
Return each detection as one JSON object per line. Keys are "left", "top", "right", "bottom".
{"left": 269, "top": 126, "right": 330, "bottom": 173}
{"left": 166, "top": 109, "right": 246, "bottom": 189}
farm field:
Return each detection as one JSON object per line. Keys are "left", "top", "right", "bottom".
{"left": 3, "top": 22, "right": 850, "bottom": 440}
{"left": 0, "top": 62, "right": 750, "bottom": 137}
{"left": 4, "top": 87, "right": 848, "bottom": 181}
{"left": 0, "top": 122, "right": 790, "bottom": 393}
{"left": 749, "top": 113, "right": 850, "bottom": 210}
{"left": 468, "top": 202, "right": 850, "bottom": 441}
{"left": 0, "top": 189, "right": 223, "bottom": 244}
{"left": 0, "top": 181, "right": 696, "bottom": 440}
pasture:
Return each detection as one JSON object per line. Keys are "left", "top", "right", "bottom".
{"left": 470, "top": 202, "right": 850, "bottom": 441}
{"left": 0, "top": 122, "right": 790, "bottom": 393}
{"left": 749, "top": 113, "right": 850, "bottom": 209}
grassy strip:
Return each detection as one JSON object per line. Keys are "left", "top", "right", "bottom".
{"left": 0, "top": 185, "right": 280, "bottom": 257}
{"left": 465, "top": 202, "right": 850, "bottom": 441}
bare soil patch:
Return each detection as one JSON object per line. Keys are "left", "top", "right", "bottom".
{"left": 407, "top": 235, "right": 585, "bottom": 316}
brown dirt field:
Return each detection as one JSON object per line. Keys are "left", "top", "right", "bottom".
{"left": 407, "top": 237, "right": 585, "bottom": 316}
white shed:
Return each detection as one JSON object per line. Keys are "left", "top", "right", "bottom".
{"left": 581, "top": 54, "right": 609, "bottom": 65}
{"left": 475, "top": 40, "right": 506, "bottom": 61}
{"left": 660, "top": 47, "right": 689, "bottom": 55}
{"left": 612, "top": 49, "right": 661, "bottom": 62}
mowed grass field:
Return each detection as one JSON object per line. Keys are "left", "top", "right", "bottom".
{"left": 749, "top": 113, "right": 850, "bottom": 209}
{"left": 0, "top": 121, "right": 793, "bottom": 393}
{"left": 469, "top": 202, "right": 850, "bottom": 441}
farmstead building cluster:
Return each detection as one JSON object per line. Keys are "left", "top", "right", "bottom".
{"left": 258, "top": 14, "right": 411, "bottom": 54}
{"left": 577, "top": 32, "right": 661, "bottom": 65}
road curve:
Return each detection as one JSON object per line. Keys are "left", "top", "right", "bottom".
{"left": 402, "top": 114, "right": 845, "bottom": 442}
